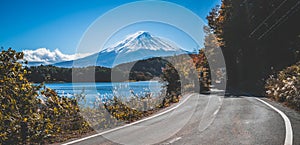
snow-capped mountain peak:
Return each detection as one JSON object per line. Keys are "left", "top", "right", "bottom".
{"left": 104, "top": 31, "right": 181, "bottom": 53}
{"left": 128, "top": 31, "right": 152, "bottom": 39}
{"left": 54, "top": 31, "right": 188, "bottom": 68}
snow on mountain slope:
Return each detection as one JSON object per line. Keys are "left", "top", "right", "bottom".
{"left": 54, "top": 31, "right": 189, "bottom": 68}
{"left": 104, "top": 31, "right": 181, "bottom": 53}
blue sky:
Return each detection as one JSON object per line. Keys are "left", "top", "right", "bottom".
{"left": 0, "top": 0, "right": 221, "bottom": 61}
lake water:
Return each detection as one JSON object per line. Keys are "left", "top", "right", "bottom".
{"left": 43, "top": 81, "right": 165, "bottom": 102}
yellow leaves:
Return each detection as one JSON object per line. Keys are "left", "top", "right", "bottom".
{"left": 56, "top": 127, "right": 61, "bottom": 133}
{"left": 0, "top": 49, "right": 94, "bottom": 144}
{"left": 47, "top": 123, "right": 54, "bottom": 130}
{"left": 1, "top": 104, "right": 6, "bottom": 109}
{"left": 53, "top": 107, "right": 58, "bottom": 114}
{"left": 21, "top": 84, "right": 26, "bottom": 91}
{"left": 0, "top": 132, "right": 8, "bottom": 140}
{"left": 10, "top": 98, "right": 16, "bottom": 105}
{"left": 18, "top": 74, "right": 23, "bottom": 81}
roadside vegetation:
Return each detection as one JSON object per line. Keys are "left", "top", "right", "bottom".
{"left": 81, "top": 94, "right": 166, "bottom": 130}
{"left": 0, "top": 48, "right": 212, "bottom": 144}
{"left": 206, "top": 0, "right": 299, "bottom": 95}
{"left": 265, "top": 62, "right": 300, "bottom": 111}
{"left": 0, "top": 48, "right": 92, "bottom": 144}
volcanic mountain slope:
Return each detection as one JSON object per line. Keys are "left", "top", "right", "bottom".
{"left": 54, "top": 31, "right": 188, "bottom": 68}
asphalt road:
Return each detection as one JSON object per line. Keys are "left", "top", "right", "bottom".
{"left": 63, "top": 92, "right": 299, "bottom": 145}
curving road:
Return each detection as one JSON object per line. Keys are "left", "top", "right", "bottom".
{"left": 63, "top": 92, "right": 299, "bottom": 145}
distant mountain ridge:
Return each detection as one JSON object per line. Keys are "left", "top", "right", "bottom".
{"left": 26, "top": 57, "right": 171, "bottom": 83}
{"left": 54, "top": 31, "right": 189, "bottom": 68}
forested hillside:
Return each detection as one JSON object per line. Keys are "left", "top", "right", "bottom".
{"left": 207, "top": 0, "right": 300, "bottom": 94}
{"left": 25, "top": 54, "right": 211, "bottom": 85}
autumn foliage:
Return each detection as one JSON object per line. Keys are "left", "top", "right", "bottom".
{"left": 265, "top": 62, "right": 300, "bottom": 111}
{"left": 0, "top": 48, "right": 91, "bottom": 144}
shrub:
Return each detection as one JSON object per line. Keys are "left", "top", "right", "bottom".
{"left": 0, "top": 48, "right": 91, "bottom": 144}
{"left": 265, "top": 62, "right": 300, "bottom": 111}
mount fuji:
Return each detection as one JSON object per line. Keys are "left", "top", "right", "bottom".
{"left": 54, "top": 31, "right": 189, "bottom": 68}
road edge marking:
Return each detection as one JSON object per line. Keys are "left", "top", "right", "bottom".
{"left": 62, "top": 93, "right": 195, "bottom": 145}
{"left": 255, "top": 98, "right": 293, "bottom": 145}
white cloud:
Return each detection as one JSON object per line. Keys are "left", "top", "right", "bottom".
{"left": 23, "top": 48, "right": 91, "bottom": 64}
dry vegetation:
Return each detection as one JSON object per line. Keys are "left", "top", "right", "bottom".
{"left": 265, "top": 62, "right": 300, "bottom": 111}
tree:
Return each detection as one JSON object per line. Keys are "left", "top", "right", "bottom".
{"left": 206, "top": 0, "right": 300, "bottom": 94}
{"left": 191, "top": 49, "right": 211, "bottom": 93}
{"left": 161, "top": 62, "right": 181, "bottom": 105}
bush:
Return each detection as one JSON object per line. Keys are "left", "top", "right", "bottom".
{"left": 0, "top": 48, "right": 91, "bottom": 144}
{"left": 265, "top": 62, "right": 300, "bottom": 111}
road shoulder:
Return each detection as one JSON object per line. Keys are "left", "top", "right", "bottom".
{"left": 261, "top": 98, "right": 300, "bottom": 145}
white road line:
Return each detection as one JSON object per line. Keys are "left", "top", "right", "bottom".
{"left": 62, "top": 93, "right": 195, "bottom": 145}
{"left": 255, "top": 98, "right": 293, "bottom": 145}
{"left": 168, "top": 137, "right": 182, "bottom": 144}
